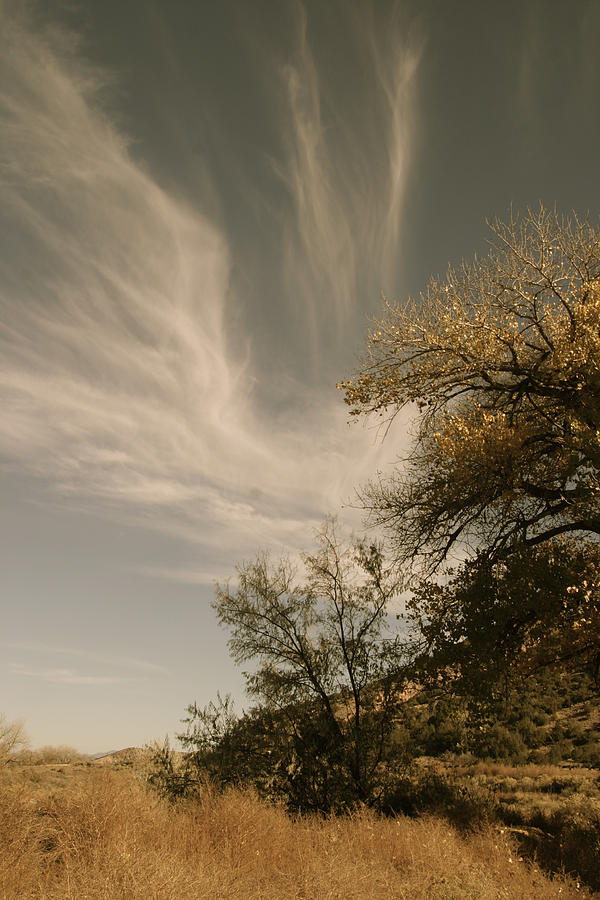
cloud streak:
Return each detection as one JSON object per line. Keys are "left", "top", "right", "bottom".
{"left": 3, "top": 642, "right": 169, "bottom": 675}
{"left": 0, "top": 3, "right": 420, "bottom": 565}
{"left": 11, "top": 663, "right": 128, "bottom": 687}
{"left": 278, "top": 3, "right": 422, "bottom": 371}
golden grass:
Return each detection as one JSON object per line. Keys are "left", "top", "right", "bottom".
{"left": 0, "top": 767, "right": 590, "bottom": 900}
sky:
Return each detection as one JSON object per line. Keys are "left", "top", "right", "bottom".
{"left": 2, "top": 0, "right": 600, "bottom": 754}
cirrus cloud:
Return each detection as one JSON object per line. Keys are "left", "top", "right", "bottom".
{"left": 0, "top": 3, "right": 420, "bottom": 565}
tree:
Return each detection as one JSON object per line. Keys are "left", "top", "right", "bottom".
{"left": 407, "top": 538, "right": 600, "bottom": 693}
{"left": 0, "top": 714, "right": 28, "bottom": 764}
{"left": 207, "top": 519, "right": 406, "bottom": 811}
{"left": 340, "top": 206, "right": 600, "bottom": 574}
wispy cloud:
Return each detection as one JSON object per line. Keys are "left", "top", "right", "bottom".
{"left": 278, "top": 3, "right": 422, "bottom": 369}
{"left": 3, "top": 642, "right": 169, "bottom": 675}
{"left": 132, "top": 565, "right": 229, "bottom": 586}
{"left": 11, "top": 663, "right": 128, "bottom": 687}
{"left": 279, "top": 4, "right": 357, "bottom": 348}
{"left": 369, "top": 9, "right": 422, "bottom": 291}
{"left": 0, "top": 3, "right": 420, "bottom": 565}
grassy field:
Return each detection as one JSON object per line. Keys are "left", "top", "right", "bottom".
{"left": 0, "top": 758, "right": 594, "bottom": 899}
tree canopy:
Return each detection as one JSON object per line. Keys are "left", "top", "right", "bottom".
{"left": 340, "top": 206, "right": 600, "bottom": 573}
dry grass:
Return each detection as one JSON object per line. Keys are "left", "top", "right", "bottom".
{"left": 450, "top": 761, "right": 597, "bottom": 780}
{"left": 0, "top": 766, "right": 590, "bottom": 900}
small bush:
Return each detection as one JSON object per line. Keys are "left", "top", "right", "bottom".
{"left": 384, "top": 773, "right": 499, "bottom": 831}
{"left": 532, "top": 710, "right": 550, "bottom": 726}
{"left": 14, "top": 745, "right": 88, "bottom": 765}
{"left": 526, "top": 800, "right": 600, "bottom": 891}
{"left": 572, "top": 741, "right": 600, "bottom": 767}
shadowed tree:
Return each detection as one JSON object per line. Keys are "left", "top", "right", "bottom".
{"left": 407, "top": 537, "right": 600, "bottom": 693}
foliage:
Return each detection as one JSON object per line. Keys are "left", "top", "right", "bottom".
{"left": 147, "top": 737, "right": 195, "bottom": 801}
{"left": 340, "top": 206, "right": 600, "bottom": 573}
{"left": 179, "top": 520, "right": 407, "bottom": 812}
{"left": 150, "top": 696, "right": 305, "bottom": 805}
{"left": 152, "top": 664, "right": 600, "bottom": 815}
{"left": 177, "top": 693, "right": 245, "bottom": 790}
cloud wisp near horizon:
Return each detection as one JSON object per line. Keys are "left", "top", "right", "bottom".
{"left": 0, "top": 3, "right": 419, "bottom": 572}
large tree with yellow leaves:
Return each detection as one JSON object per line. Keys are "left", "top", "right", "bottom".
{"left": 341, "top": 206, "right": 600, "bottom": 576}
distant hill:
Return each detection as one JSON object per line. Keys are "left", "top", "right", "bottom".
{"left": 92, "top": 747, "right": 150, "bottom": 766}
{"left": 93, "top": 746, "right": 186, "bottom": 767}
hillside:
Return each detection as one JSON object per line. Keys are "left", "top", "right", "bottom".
{"left": 395, "top": 668, "right": 600, "bottom": 767}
